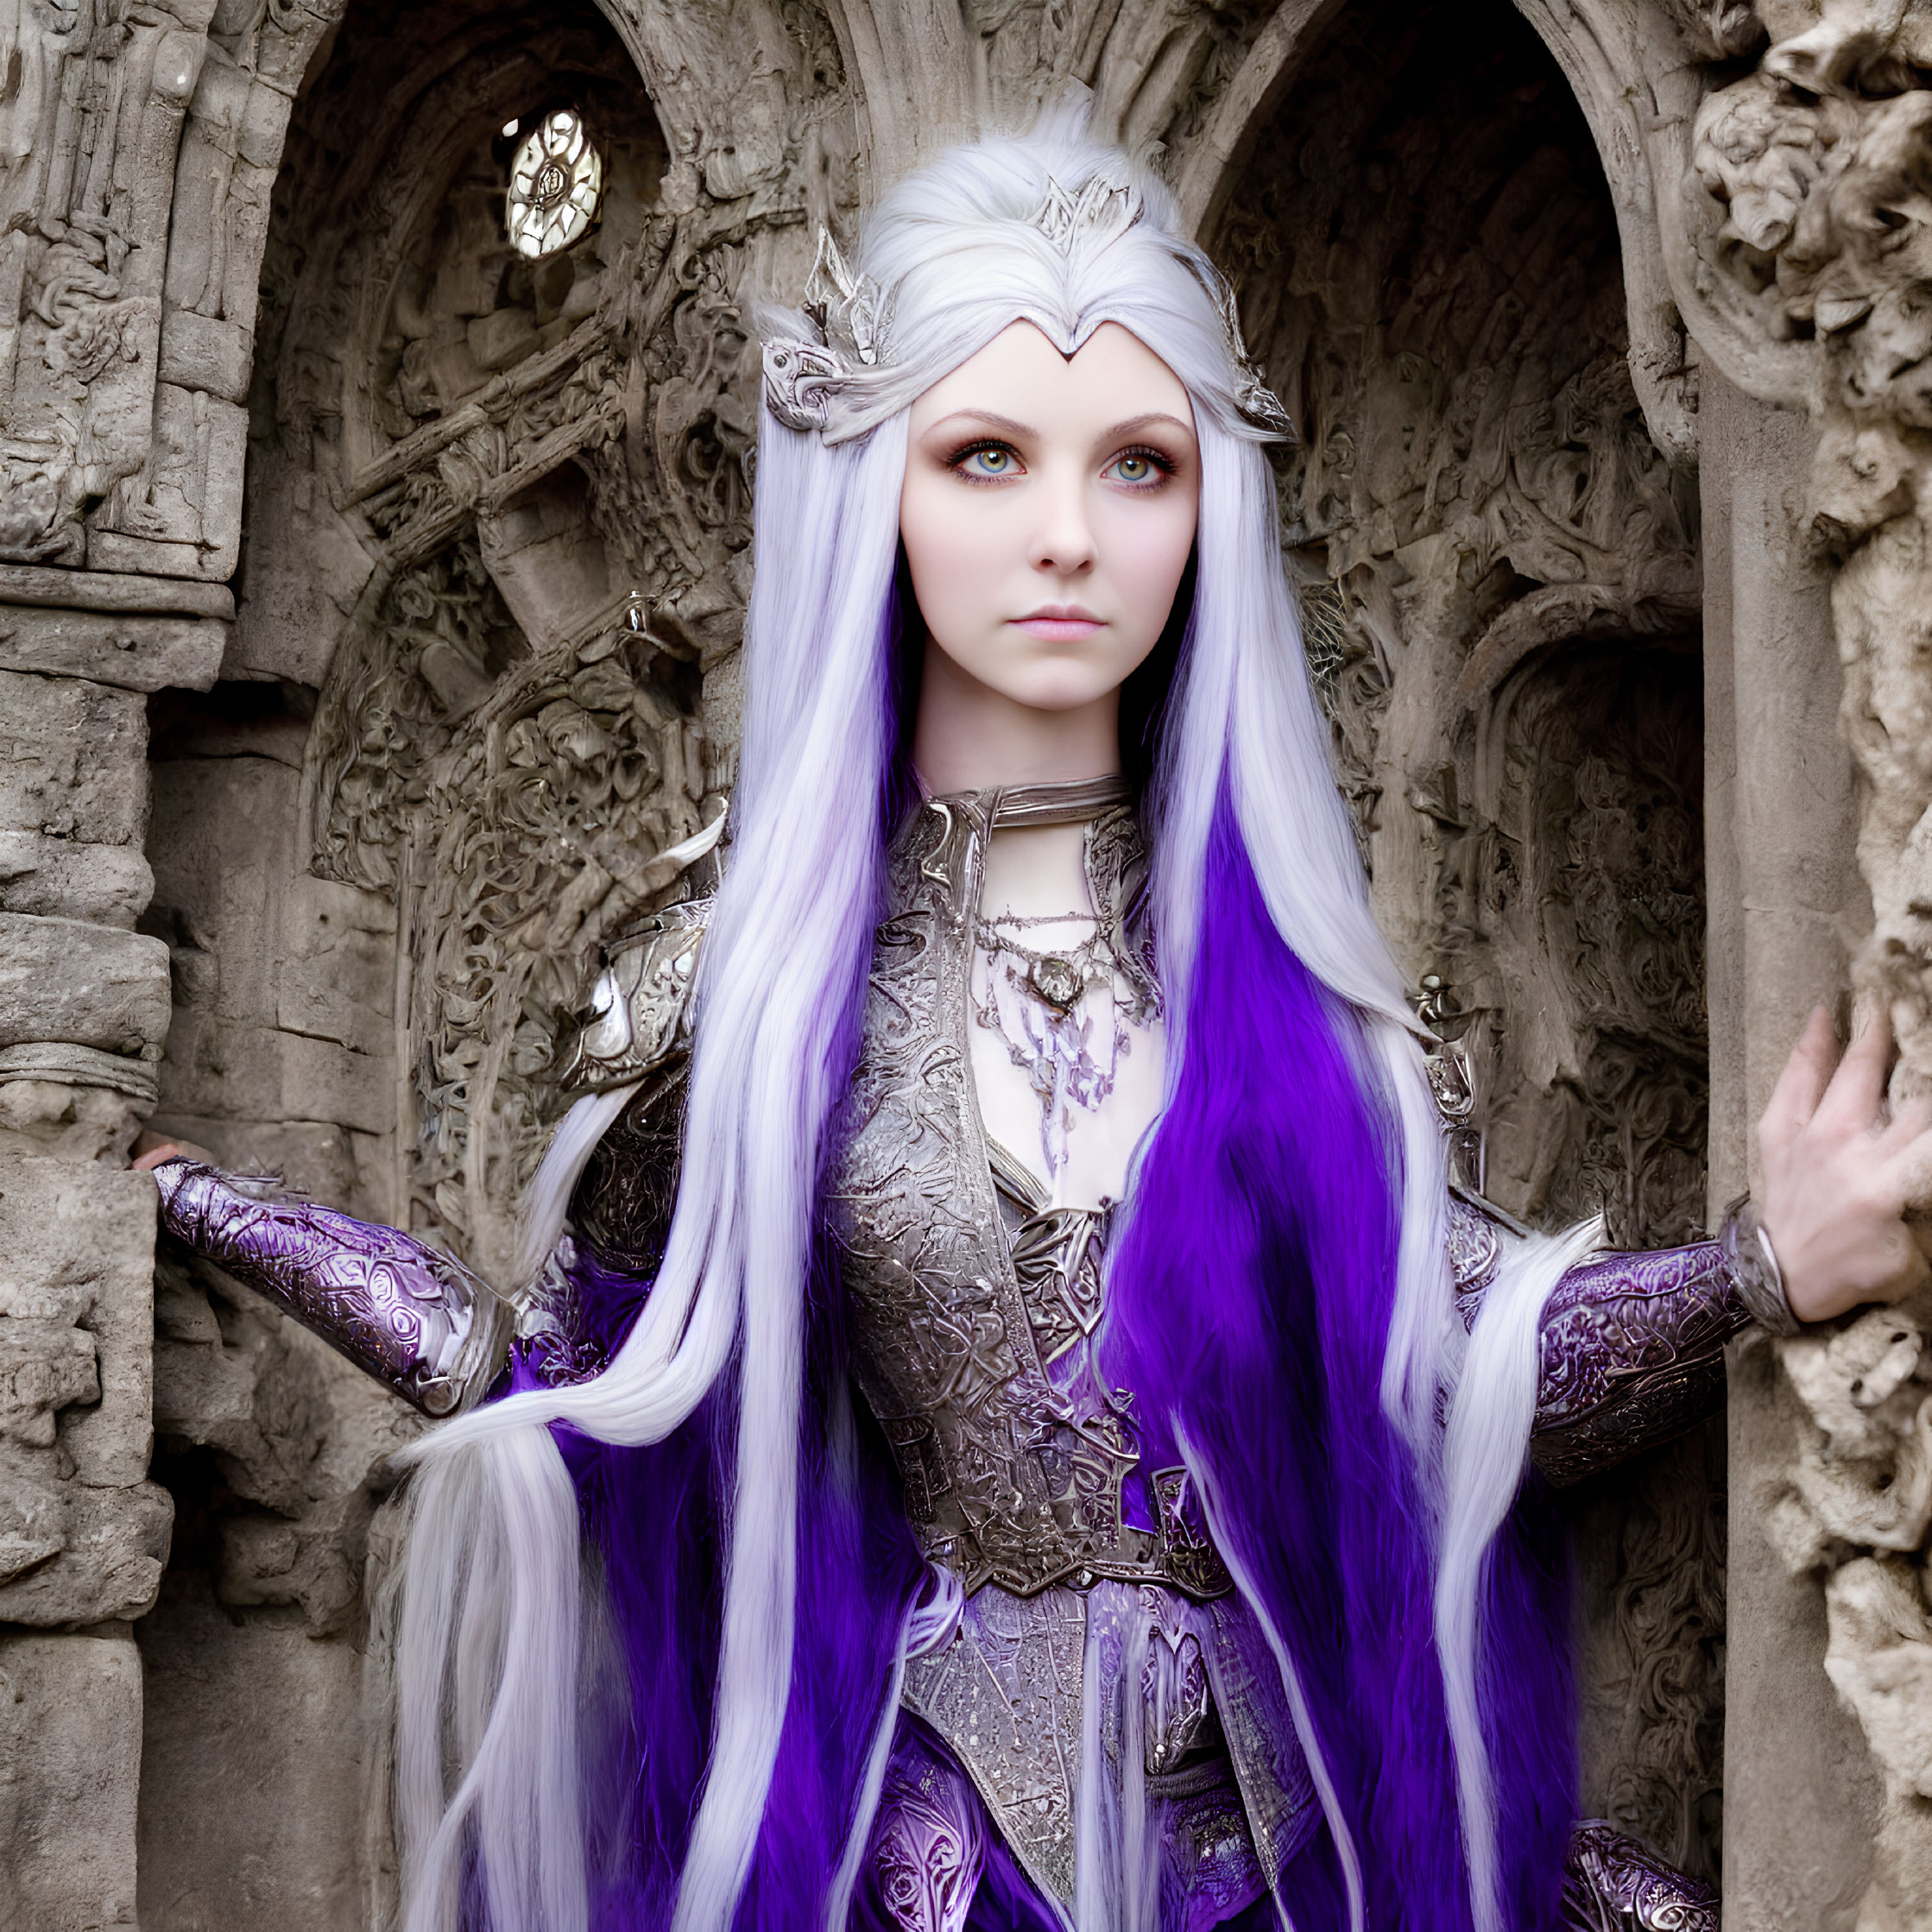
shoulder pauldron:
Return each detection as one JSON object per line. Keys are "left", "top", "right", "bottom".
{"left": 559, "top": 898, "right": 711, "bottom": 1094}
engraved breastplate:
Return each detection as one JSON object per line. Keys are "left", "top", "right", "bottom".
{"left": 830, "top": 787, "right": 1229, "bottom": 1602}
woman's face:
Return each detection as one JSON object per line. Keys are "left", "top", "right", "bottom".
{"left": 900, "top": 320, "right": 1201, "bottom": 716}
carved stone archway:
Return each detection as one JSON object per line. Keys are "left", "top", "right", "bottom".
{"left": 5, "top": 0, "right": 1929, "bottom": 1925}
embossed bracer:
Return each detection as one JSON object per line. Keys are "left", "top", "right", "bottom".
{"left": 1561, "top": 1819, "right": 1718, "bottom": 1931}
{"left": 1450, "top": 1195, "right": 1796, "bottom": 1487}
{"left": 153, "top": 1160, "right": 511, "bottom": 1416}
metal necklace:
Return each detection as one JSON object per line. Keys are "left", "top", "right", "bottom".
{"left": 973, "top": 904, "right": 1153, "bottom": 1183}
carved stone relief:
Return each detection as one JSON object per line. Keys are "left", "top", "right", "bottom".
{"left": 1686, "top": 6, "right": 1932, "bottom": 1914}
{"left": 1222, "top": 0, "right": 1720, "bottom": 1878}
{"left": 0, "top": 0, "right": 204, "bottom": 566}
{"left": 245, "top": 0, "right": 824, "bottom": 1282}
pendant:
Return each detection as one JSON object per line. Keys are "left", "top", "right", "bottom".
{"left": 1027, "top": 955, "right": 1084, "bottom": 1013}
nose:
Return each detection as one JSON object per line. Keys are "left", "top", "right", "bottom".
{"left": 1028, "top": 466, "right": 1097, "bottom": 578}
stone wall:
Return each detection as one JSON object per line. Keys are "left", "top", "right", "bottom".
{"left": 0, "top": 0, "right": 1919, "bottom": 1924}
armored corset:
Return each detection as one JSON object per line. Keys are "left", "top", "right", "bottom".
{"left": 829, "top": 787, "right": 1227, "bottom": 1603}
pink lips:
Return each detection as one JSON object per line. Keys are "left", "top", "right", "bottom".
{"left": 1011, "top": 604, "right": 1104, "bottom": 642}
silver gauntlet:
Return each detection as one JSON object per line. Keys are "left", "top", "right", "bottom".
{"left": 1449, "top": 1195, "right": 1800, "bottom": 1487}
{"left": 153, "top": 1159, "right": 510, "bottom": 1415}
{"left": 1562, "top": 1819, "right": 1718, "bottom": 1929}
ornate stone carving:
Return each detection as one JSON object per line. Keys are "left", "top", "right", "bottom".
{"left": 396, "top": 624, "right": 708, "bottom": 1278}
{"left": 236, "top": 0, "right": 849, "bottom": 1282}
{"left": 0, "top": 1, "right": 195, "bottom": 566}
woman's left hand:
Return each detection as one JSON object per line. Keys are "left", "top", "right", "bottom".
{"left": 1758, "top": 1001, "right": 1932, "bottom": 1323}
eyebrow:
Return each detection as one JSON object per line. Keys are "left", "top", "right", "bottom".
{"left": 923, "top": 407, "right": 1196, "bottom": 445}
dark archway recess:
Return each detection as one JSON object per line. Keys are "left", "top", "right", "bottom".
{"left": 134, "top": 3, "right": 711, "bottom": 1926}
{"left": 1220, "top": 0, "right": 1719, "bottom": 1884}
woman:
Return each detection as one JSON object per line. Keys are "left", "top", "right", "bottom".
{"left": 142, "top": 104, "right": 1931, "bottom": 1932}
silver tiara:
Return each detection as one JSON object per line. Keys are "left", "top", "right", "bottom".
{"left": 761, "top": 176, "right": 1296, "bottom": 443}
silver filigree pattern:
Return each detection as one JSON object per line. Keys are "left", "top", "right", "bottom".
{"left": 153, "top": 1160, "right": 509, "bottom": 1416}
{"left": 830, "top": 789, "right": 1224, "bottom": 1602}
{"left": 560, "top": 899, "right": 710, "bottom": 1093}
{"left": 1561, "top": 1819, "right": 1720, "bottom": 1930}
{"left": 1529, "top": 1235, "right": 1750, "bottom": 1488}
{"left": 759, "top": 179, "right": 1295, "bottom": 444}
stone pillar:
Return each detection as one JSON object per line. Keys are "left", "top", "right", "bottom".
{"left": 0, "top": 568, "right": 224, "bottom": 1930}
{"left": 1700, "top": 366, "right": 1881, "bottom": 1923}
{"left": 1685, "top": 12, "right": 1932, "bottom": 1923}
{"left": 0, "top": 0, "right": 336, "bottom": 1904}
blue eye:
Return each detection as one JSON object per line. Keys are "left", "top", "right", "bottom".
{"left": 961, "top": 445, "right": 1015, "bottom": 477}
{"left": 1106, "top": 451, "right": 1167, "bottom": 485}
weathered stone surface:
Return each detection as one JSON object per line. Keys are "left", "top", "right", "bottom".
{"left": 0, "top": 831, "right": 155, "bottom": 928}
{"left": 274, "top": 874, "right": 396, "bottom": 1060}
{"left": 142, "top": 1118, "right": 387, "bottom": 1217}
{"left": 0, "top": 1156, "right": 159, "bottom": 1487}
{"left": 0, "top": 1319, "right": 97, "bottom": 1448}
{"left": 91, "top": 388, "right": 250, "bottom": 583}
{"left": 137, "top": 1577, "right": 369, "bottom": 1932}
{"left": 0, "top": 1151, "right": 172, "bottom": 1622}
{"left": 1683, "top": 8, "right": 1932, "bottom": 1920}
{"left": 0, "top": 606, "right": 227, "bottom": 693}
{"left": 158, "top": 1011, "right": 391, "bottom": 1135}
{"left": 0, "top": 915, "right": 169, "bottom": 1058}
{"left": 0, "top": 1632, "right": 142, "bottom": 1931}
{"left": 0, "top": 1082, "right": 151, "bottom": 1165}
{"left": 0, "top": 1481, "right": 173, "bottom": 1625}
{"left": 0, "top": 671, "right": 147, "bottom": 845}
{"left": 0, "top": 568, "right": 232, "bottom": 620}
{"left": 0, "top": 1153, "right": 169, "bottom": 1625}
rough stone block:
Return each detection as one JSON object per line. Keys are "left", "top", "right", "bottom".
{"left": 0, "top": 604, "right": 227, "bottom": 692}
{"left": 0, "top": 1082, "right": 148, "bottom": 1165}
{"left": 0, "top": 1319, "right": 98, "bottom": 1447}
{"left": 87, "top": 388, "right": 248, "bottom": 583}
{"left": 0, "top": 1448, "right": 73, "bottom": 1583}
{"left": 0, "top": 565, "right": 231, "bottom": 620}
{"left": 158, "top": 1011, "right": 391, "bottom": 1133}
{"left": 142, "top": 1115, "right": 363, "bottom": 1207}
{"left": 0, "top": 1154, "right": 158, "bottom": 1487}
{"left": 0, "top": 1480, "right": 173, "bottom": 1624}
{"left": 0, "top": 670, "right": 148, "bottom": 844}
{"left": 85, "top": 533, "right": 205, "bottom": 578}
{"left": 276, "top": 873, "right": 396, "bottom": 1057}
{"left": 229, "top": 446, "right": 375, "bottom": 685}
{"left": 0, "top": 1631, "right": 141, "bottom": 1931}
{"left": 158, "top": 312, "right": 255, "bottom": 406}
{"left": 0, "top": 914, "right": 170, "bottom": 1057}
{"left": 0, "top": 830, "right": 154, "bottom": 927}
{"left": 147, "top": 754, "right": 299, "bottom": 1027}
{"left": 137, "top": 1579, "right": 367, "bottom": 1932}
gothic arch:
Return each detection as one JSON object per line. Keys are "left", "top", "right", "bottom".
{"left": 1203, "top": 0, "right": 1720, "bottom": 1875}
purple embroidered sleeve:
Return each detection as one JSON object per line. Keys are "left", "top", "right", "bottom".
{"left": 1447, "top": 1195, "right": 1796, "bottom": 1487}
{"left": 153, "top": 1159, "right": 509, "bottom": 1416}
{"left": 1529, "top": 1239, "right": 1747, "bottom": 1486}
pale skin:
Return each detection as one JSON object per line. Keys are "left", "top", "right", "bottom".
{"left": 142, "top": 322, "right": 1932, "bottom": 1321}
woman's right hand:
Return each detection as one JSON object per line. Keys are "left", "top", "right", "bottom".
{"left": 132, "top": 1131, "right": 216, "bottom": 1172}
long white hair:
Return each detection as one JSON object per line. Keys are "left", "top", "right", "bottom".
{"left": 390, "top": 98, "right": 1566, "bottom": 1932}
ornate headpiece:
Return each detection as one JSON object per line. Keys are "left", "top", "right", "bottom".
{"left": 761, "top": 175, "right": 1296, "bottom": 443}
